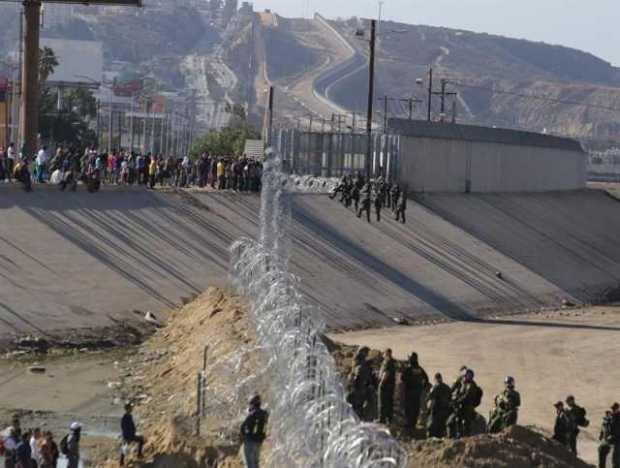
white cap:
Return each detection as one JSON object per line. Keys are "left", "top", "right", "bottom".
{"left": 70, "top": 422, "right": 81, "bottom": 431}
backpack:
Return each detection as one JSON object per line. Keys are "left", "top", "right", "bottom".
{"left": 60, "top": 434, "right": 69, "bottom": 455}
{"left": 574, "top": 406, "right": 589, "bottom": 427}
{"left": 472, "top": 384, "right": 483, "bottom": 408}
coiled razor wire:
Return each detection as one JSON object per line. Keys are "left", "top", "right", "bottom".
{"left": 229, "top": 149, "right": 408, "bottom": 467}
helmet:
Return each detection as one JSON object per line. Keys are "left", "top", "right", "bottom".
{"left": 465, "top": 368, "right": 474, "bottom": 379}
{"left": 504, "top": 376, "right": 515, "bottom": 386}
{"left": 70, "top": 422, "right": 81, "bottom": 431}
{"left": 249, "top": 394, "right": 261, "bottom": 406}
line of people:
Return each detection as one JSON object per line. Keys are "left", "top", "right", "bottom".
{"left": 0, "top": 144, "right": 263, "bottom": 194}
{"left": 0, "top": 402, "right": 146, "bottom": 468}
{"left": 0, "top": 418, "right": 61, "bottom": 468}
{"left": 348, "top": 347, "right": 620, "bottom": 467}
{"left": 330, "top": 174, "right": 407, "bottom": 223}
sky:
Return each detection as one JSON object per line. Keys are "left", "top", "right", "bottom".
{"left": 252, "top": 0, "right": 620, "bottom": 65}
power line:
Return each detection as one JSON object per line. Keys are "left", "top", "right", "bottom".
{"left": 448, "top": 80, "right": 620, "bottom": 114}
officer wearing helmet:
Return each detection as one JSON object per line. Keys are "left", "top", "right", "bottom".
{"left": 347, "top": 346, "right": 375, "bottom": 420}
{"left": 447, "top": 368, "right": 483, "bottom": 438}
{"left": 487, "top": 376, "right": 521, "bottom": 433}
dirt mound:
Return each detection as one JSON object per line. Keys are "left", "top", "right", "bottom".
{"left": 405, "top": 425, "right": 593, "bottom": 468}
{"left": 110, "top": 287, "right": 261, "bottom": 468}
{"left": 104, "top": 291, "right": 593, "bottom": 468}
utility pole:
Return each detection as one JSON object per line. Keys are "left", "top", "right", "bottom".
{"left": 142, "top": 98, "right": 148, "bottom": 153}
{"left": 150, "top": 106, "right": 156, "bottom": 153}
{"left": 366, "top": 19, "right": 376, "bottom": 178}
{"left": 267, "top": 85, "right": 274, "bottom": 145}
{"left": 129, "top": 95, "right": 135, "bottom": 153}
{"left": 381, "top": 95, "right": 388, "bottom": 133}
{"left": 427, "top": 67, "right": 433, "bottom": 122}
{"left": 13, "top": 8, "right": 23, "bottom": 145}
{"left": 401, "top": 97, "right": 423, "bottom": 120}
{"left": 117, "top": 109, "right": 122, "bottom": 150}
{"left": 20, "top": 0, "right": 41, "bottom": 157}
{"left": 3, "top": 83, "right": 9, "bottom": 149}
{"left": 435, "top": 79, "right": 457, "bottom": 122}
{"left": 108, "top": 99, "right": 113, "bottom": 153}
{"left": 159, "top": 110, "right": 165, "bottom": 154}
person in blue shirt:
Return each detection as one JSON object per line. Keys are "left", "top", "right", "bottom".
{"left": 120, "top": 403, "right": 145, "bottom": 465}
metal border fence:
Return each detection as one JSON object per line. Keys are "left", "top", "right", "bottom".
{"left": 270, "top": 129, "right": 400, "bottom": 180}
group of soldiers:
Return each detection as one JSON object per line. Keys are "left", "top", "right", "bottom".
{"left": 346, "top": 347, "right": 620, "bottom": 467}
{"left": 347, "top": 348, "right": 515, "bottom": 440}
{"left": 553, "top": 398, "right": 620, "bottom": 468}
{"left": 329, "top": 174, "right": 408, "bottom": 223}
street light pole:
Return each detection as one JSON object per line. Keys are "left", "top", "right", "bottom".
{"left": 427, "top": 67, "right": 433, "bottom": 122}
{"left": 129, "top": 94, "right": 135, "bottom": 153}
{"left": 365, "top": 19, "right": 376, "bottom": 179}
{"left": 95, "top": 100, "right": 100, "bottom": 147}
{"left": 108, "top": 92, "right": 113, "bottom": 153}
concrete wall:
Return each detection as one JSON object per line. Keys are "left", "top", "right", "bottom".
{"left": 398, "top": 136, "right": 586, "bottom": 193}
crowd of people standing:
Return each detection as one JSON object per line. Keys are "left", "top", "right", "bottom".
{"left": 1, "top": 403, "right": 147, "bottom": 468}
{"left": 0, "top": 143, "right": 263, "bottom": 194}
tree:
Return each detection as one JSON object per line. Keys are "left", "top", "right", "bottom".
{"left": 37, "top": 48, "right": 98, "bottom": 148}
{"left": 190, "top": 126, "right": 260, "bottom": 159}
{"left": 64, "top": 88, "right": 97, "bottom": 119}
{"left": 39, "top": 47, "right": 59, "bottom": 85}
{"left": 190, "top": 101, "right": 260, "bottom": 158}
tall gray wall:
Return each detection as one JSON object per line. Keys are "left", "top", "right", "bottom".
{"left": 398, "top": 136, "right": 586, "bottom": 193}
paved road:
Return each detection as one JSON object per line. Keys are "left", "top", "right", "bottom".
{"left": 1, "top": 187, "right": 619, "bottom": 343}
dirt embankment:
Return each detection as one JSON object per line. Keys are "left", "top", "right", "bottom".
{"left": 103, "top": 288, "right": 593, "bottom": 468}
{"left": 107, "top": 287, "right": 264, "bottom": 468}
{"left": 404, "top": 424, "right": 593, "bottom": 468}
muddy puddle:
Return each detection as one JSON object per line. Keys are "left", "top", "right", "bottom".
{"left": 0, "top": 349, "right": 135, "bottom": 466}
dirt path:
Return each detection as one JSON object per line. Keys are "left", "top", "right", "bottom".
{"left": 331, "top": 306, "right": 620, "bottom": 465}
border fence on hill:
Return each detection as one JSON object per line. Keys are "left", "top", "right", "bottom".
{"left": 269, "top": 129, "right": 400, "bottom": 180}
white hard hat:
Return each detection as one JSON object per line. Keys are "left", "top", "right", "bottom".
{"left": 70, "top": 422, "right": 81, "bottom": 431}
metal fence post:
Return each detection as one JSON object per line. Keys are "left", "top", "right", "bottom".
{"left": 195, "top": 372, "right": 201, "bottom": 436}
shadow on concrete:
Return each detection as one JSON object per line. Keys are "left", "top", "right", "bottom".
{"left": 380, "top": 213, "right": 546, "bottom": 310}
{"left": 417, "top": 191, "right": 620, "bottom": 304}
{"left": 292, "top": 202, "right": 476, "bottom": 322}
{"left": 8, "top": 191, "right": 234, "bottom": 309}
{"left": 0, "top": 302, "right": 51, "bottom": 336}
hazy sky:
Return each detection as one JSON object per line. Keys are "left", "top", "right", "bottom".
{"left": 252, "top": 0, "right": 620, "bottom": 65}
